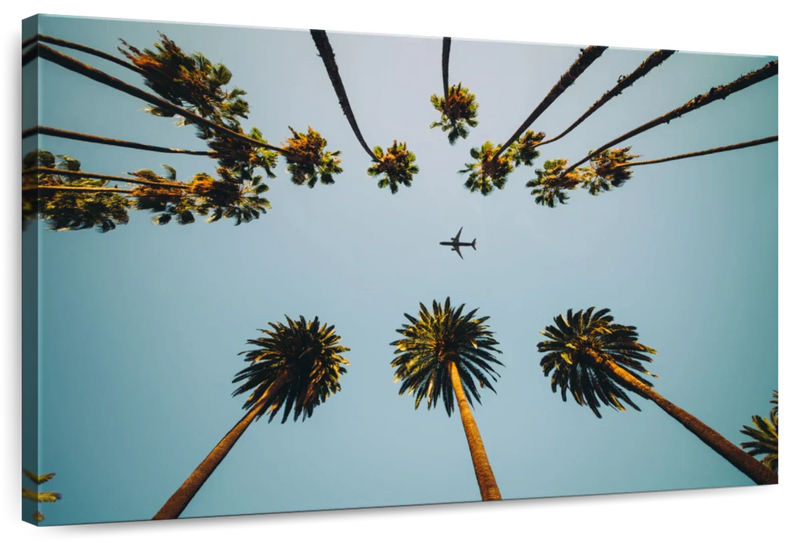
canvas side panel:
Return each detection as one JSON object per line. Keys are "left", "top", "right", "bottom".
{"left": 19, "top": 9, "right": 41, "bottom": 525}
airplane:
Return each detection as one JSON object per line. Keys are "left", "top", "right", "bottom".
{"left": 439, "top": 227, "right": 476, "bottom": 259}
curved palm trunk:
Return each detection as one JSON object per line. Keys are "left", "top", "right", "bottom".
{"left": 24, "top": 126, "right": 214, "bottom": 156}
{"left": 153, "top": 373, "right": 289, "bottom": 520}
{"left": 624, "top": 135, "right": 777, "bottom": 167}
{"left": 560, "top": 60, "right": 778, "bottom": 179}
{"left": 492, "top": 45, "right": 607, "bottom": 163}
{"left": 537, "top": 50, "right": 675, "bottom": 148}
{"left": 26, "top": 44, "right": 288, "bottom": 157}
{"left": 310, "top": 30, "right": 379, "bottom": 162}
{"left": 590, "top": 353, "right": 778, "bottom": 485}
{"left": 449, "top": 361, "right": 502, "bottom": 500}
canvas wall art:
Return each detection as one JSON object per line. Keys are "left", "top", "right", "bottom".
{"left": 21, "top": 14, "right": 778, "bottom": 526}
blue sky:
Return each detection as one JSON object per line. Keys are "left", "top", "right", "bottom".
{"left": 23, "top": 15, "right": 777, "bottom": 525}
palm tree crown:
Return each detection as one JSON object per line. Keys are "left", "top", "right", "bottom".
{"left": 233, "top": 316, "right": 350, "bottom": 423}
{"left": 24, "top": 150, "right": 132, "bottom": 232}
{"left": 367, "top": 141, "right": 420, "bottom": 194}
{"left": 741, "top": 391, "right": 778, "bottom": 473}
{"left": 391, "top": 298, "right": 503, "bottom": 414}
{"left": 430, "top": 84, "right": 479, "bottom": 144}
{"left": 538, "top": 307, "right": 658, "bottom": 417}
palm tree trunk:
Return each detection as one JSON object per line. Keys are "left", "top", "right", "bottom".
{"left": 537, "top": 50, "right": 675, "bottom": 148}
{"left": 153, "top": 373, "right": 290, "bottom": 520}
{"left": 22, "top": 167, "right": 188, "bottom": 189}
{"left": 23, "top": 186, "right": 133, "bottom": 194}
{"left": 26, "top": 44, "right": 288, "bottom": 157}
{"left": 560, "top": 60, "right": 779, "bottom": 179}
{"left": 449, "top": 361, "right": 502, "bottom": 501}
{"left": 589, "top": 352, "right": 778, "bottom": 485}
{"left": 492, "top": 45, "right": 608, "bottom": 163}
{"left": 442, "top": 37, "right": 451, "bottom": 113}
{"left": 309, "top": 30, "right": 379, "bottom": 162}
{"left": 23, "top": 34, "right": 143, "bottom": 74}
{"left": 624, "top": 135, "right": 777, "bottom": 167}
{"left": 24, "top": 126, "right": 214, "bottom": 156}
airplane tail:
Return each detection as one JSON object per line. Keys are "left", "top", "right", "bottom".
{"left": 471, "top": 238, "right": 477, "bottom": 250}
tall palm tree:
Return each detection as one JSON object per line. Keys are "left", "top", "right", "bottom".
{"left": 23, "top": 151, "right": 272, "bottom": 229}
{"left": 310, "top": 29, "right": 420, "bottom": 193}
{"left": 391, "top": 298, "right": 504, "bottom": 500}
{"left": 490, "top": 45, "right": 608, "bottom": 164}
{"left": 24, "top": 37, "right": 342, "bottom": 185}
{"left": 537, "top": 307, "right": 778, "bottom": 485}
{"left": 459, "top": 131, "right": 548, "bottom": 195}
{"left": 535, "top": 50, "right": 675, "bottom": 149}
{"left": 153, "top": 316, "right": 350, "bottom": 520}
{"left": 528, "top": 135, "right": 778, "bottom": 206}
{"left": 430, "top": 38, "right": 479, "bottom": 144}
{"left": 458, "top": 46, "right": 605, "bottom": 194}
{"left": 741, "top": 391, "right": 778, "bottom": 473}
{"left": 554, "top": 60, "right": 778, "bottom": 181}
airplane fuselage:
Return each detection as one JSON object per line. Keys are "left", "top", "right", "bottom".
{"left": 439, "top": 241, "right": 473, "bottom": 247}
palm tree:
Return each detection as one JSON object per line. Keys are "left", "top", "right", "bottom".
{"left": 24, "top": 37, "right": 342, "bottom": 185}
{"left": 459, "top": 132, "right": 547, "bottom": 195}
{"left": 153, "top": 316, "right": 350, "bottom": 520}
{"left": 490, "top": 45, "right": 608, "bottom": 164}
{"left": 23, "top": 150, "right": 273, "bottom": 230}
{"left": 391, "top": 298, "right": 503, "bottom": 500}
{"left": 310, "top": 30, "right": 420, "bottom": 193}
{"left": 528, "top": 136, "right": 778, "bottom": 206}
{"left": 741, "top": 391, "right": 778, "bottom": 473}
{"left": 23, "top": 151, "right": 133, "bottom": 232}
{"left": 430, "top": 38, "right": 479, "bottom": 144}
{"left": 535, "top": 50, "right": 675, "bottom": 149}
{"left": 537, "top": 307, "right": 778, "bottom": 485}
{"left": 554, "top": 60, "right": 778, "bottom": 182}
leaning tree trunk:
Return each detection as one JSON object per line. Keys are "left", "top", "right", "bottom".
{"left": 537, "top": 49, "right": 675, "bottom": 148}
{"left": 153, "top": 373, "right": 290, "bottom": 520}
{"left": 309, "top": 30, "right": 379, "bottom": 162}
{"left": 25, "top": 44, "right": 288, "bottom": 157}
{"left": 24, "top": 126, "right": 214, "bottom": 156}
{"left": 624, "top": 136, "right": 778, "bottom": 167}
{"left": 492, "top": 45, "right": 607, "bottom": 163}
{"left": 560, "top": 60, "right": 779, "bottom": 178}
{"left": 449, "top": 361, "right": 502, "bottom": 501}
{"left": 590, "top": 352, "right": 778, "bottom": 485}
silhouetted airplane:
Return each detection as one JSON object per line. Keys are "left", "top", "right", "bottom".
{"left": 440, "top": 227, "right": 476, "bottom": 259}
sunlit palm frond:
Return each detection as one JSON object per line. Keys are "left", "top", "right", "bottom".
{"left": 391, "top": 297, "right": 503, "bottom": 415}
{"left": 367, "top": 141, "right": 419, "bottom": 194}
{"left": 233, "top": 316, "right": 350, "bottom": 423}
{"left": 741, "top": 390, "right": 778, "bottom": 473}
{"left": 460, "top": 141, "right": 514, "bottom": 196}
{"left": 537, "top": 308, "right": 658, "bottom": 417}
{"left": 526, "top": 159, "right": 591, "bottom": 208}
{"left": 430, "top": 84, "right": 479, "bottom": 144}
{"left": 282, "top": 126, "right": 343, "bottom": 188}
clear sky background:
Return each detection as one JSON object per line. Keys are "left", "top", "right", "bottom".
{"left": 23, "top": 14, "right": 777, "bottom": 525}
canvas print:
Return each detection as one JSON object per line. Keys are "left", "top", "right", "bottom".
{"left": 21, "top": 14, "right": 778, "bottom": 526}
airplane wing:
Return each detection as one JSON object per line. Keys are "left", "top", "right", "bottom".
{"left": 453, "top": 227, "right": 463, "bottom": 244}
{"left": 454, "top": 245, "right": 463, "bottom": 259}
